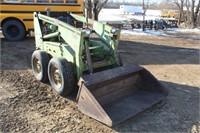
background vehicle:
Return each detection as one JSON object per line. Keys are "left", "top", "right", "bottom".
{"left": 0, "top": 0, "right": 83, "bottom": 41}
{"left": 120, "top": 5, "right": 142, "bottom": 14}
{"left": 161, "top": 10, "right": 179, "bottom": 18}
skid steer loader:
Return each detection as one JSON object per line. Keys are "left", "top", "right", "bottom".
{"left": 31, "top": 11, "right": 168, "bottom": 127}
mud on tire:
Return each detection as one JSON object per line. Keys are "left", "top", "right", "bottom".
{"left": 31, "top": 50, "right": 50, "bottom": 83}
{"left": 48, "top": 58, "right": 75, "bottom": 97}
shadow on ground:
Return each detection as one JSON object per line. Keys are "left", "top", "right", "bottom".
{"left": 163, "top": 31, "right": 200, "bottom": 41}
{"left": 113, "top": 81, "right": 199, "bottom": 132}
{"left": 1, "top": 37, "right": 35, "bottom": 70}
{"left": 1, "top": 38, "right": 199, "bottom": 71}
{"left": 119, "top": 40, "right": 199, "bottom": 65}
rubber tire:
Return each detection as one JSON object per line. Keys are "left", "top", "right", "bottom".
{"left": 2, "top": 20, "right": 26, "bottom": 41}
{"left": 48, "top": 58, "right": 75, "bottom": 97}
{"left": 31, "top": 50, "right": 50, "bottom": 83}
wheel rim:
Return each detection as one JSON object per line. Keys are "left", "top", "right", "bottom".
{"left": 33, "top": 57, "right": 42, "bottom": 76}
{"left": 51, "top": 65, "right": 62, "bottom": 88}
{"left": 7, "top": 25, "right": 20, "bottom": 37}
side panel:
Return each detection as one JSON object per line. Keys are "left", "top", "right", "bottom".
{"left": 0, "top": 3, "right": 83, "bottom": 12}
{"left": 43, "top": 42, "right": 75, "bottom": 64}
{"left": 34, "top": 13, "right": 85, "bottom": 79}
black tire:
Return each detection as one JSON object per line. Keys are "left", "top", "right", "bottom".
{"left": 31, "top": 50, "right": 50, "bottom": 83}
{"left": 2, "top": 19, "right": 26, "bottom": 41}
{"left": 48, "top": 58, "right": 75, "bottom": 97}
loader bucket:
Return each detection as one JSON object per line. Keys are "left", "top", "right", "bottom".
{"left": 77, "top": 64, "right": 168, "bottom": 127}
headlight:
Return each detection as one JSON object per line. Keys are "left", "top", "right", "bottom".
{"left": 85, "top": 29, "right": 91, "bottom": 35}
{"left": 111, "top": 28, "right": 117, "bottom": 34}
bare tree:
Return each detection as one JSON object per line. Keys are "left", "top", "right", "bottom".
{"left": 185, "top": 0, "right": 191, "bottom": 27}
{"left": 155, "top": 0, "right": 178, "bottom": 10}
{"left": 173, "top": 0, "right": 185, "bottom": 24}
{"left": 173, "top": 0, "right": 200, "bottom": 27}
{"left": 191, "top": 0, "right": 196, "bottom": 27}
{"left": 184, "top": 0, "right": 200, "bottom": 27}
{"left": 85, "top": 0, "right": 109, "bottom": 20}
{"left": 93, "top": 0, "right": 109, "bottom": 20}
{"left": 192, "top": 0, "right": 200, "bottom": 27}
{"left": 159, "top": 0, "right": 170, "bottom": 9}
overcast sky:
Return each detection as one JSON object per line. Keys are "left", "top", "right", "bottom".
{"left": 110, "top": 0, "right": 162, "bottom": 3}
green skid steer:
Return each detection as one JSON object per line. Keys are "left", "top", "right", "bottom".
{"left": 31, "top": 12, "right": 168, "bottom": 127}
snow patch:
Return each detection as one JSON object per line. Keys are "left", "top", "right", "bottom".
{"left": 121, "top": 29, "right": 169, "bottom": 37}
{"left": 168, "top": 28, "right": 200, "bottom": 33}
{"left": 99, "top": 9, "right": 162, "bottom": 22}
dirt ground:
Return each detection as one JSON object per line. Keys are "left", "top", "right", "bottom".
{"left": 0, "top": 31, "right": 199, "bottom": 132}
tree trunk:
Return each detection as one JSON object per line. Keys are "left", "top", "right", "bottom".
{"left": 94, "top": 2, "right": 99, "bottom": 21}
{"left": 180, "top": 1, "right": 184, "bottom": 25}
{"left": 191, "top": 0, "right": 195, "bottom": 28}
{"left": 185, "top": 0, "right": 190, "bottom": 27}
{"left": 174, "top": 0, "right": 185, "bottom": 25}
{"left": 194, "top": 0, "right": 200, "bottom": 27}
{"left": 87, "top": 0, "right": 93, "bottom": 19}
{"left": 94, "top": 0, "right": 109, "bottom": 21}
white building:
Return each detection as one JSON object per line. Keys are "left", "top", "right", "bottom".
{"left": 120, "top": 5, "right": 142, "bottom": 14}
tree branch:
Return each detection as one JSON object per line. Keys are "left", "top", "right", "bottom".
{"left": 97, "top": 0, "right": 109, "bottom": 13}
{"left": 195, "top": 0, "right": 200, "bottom": 15}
